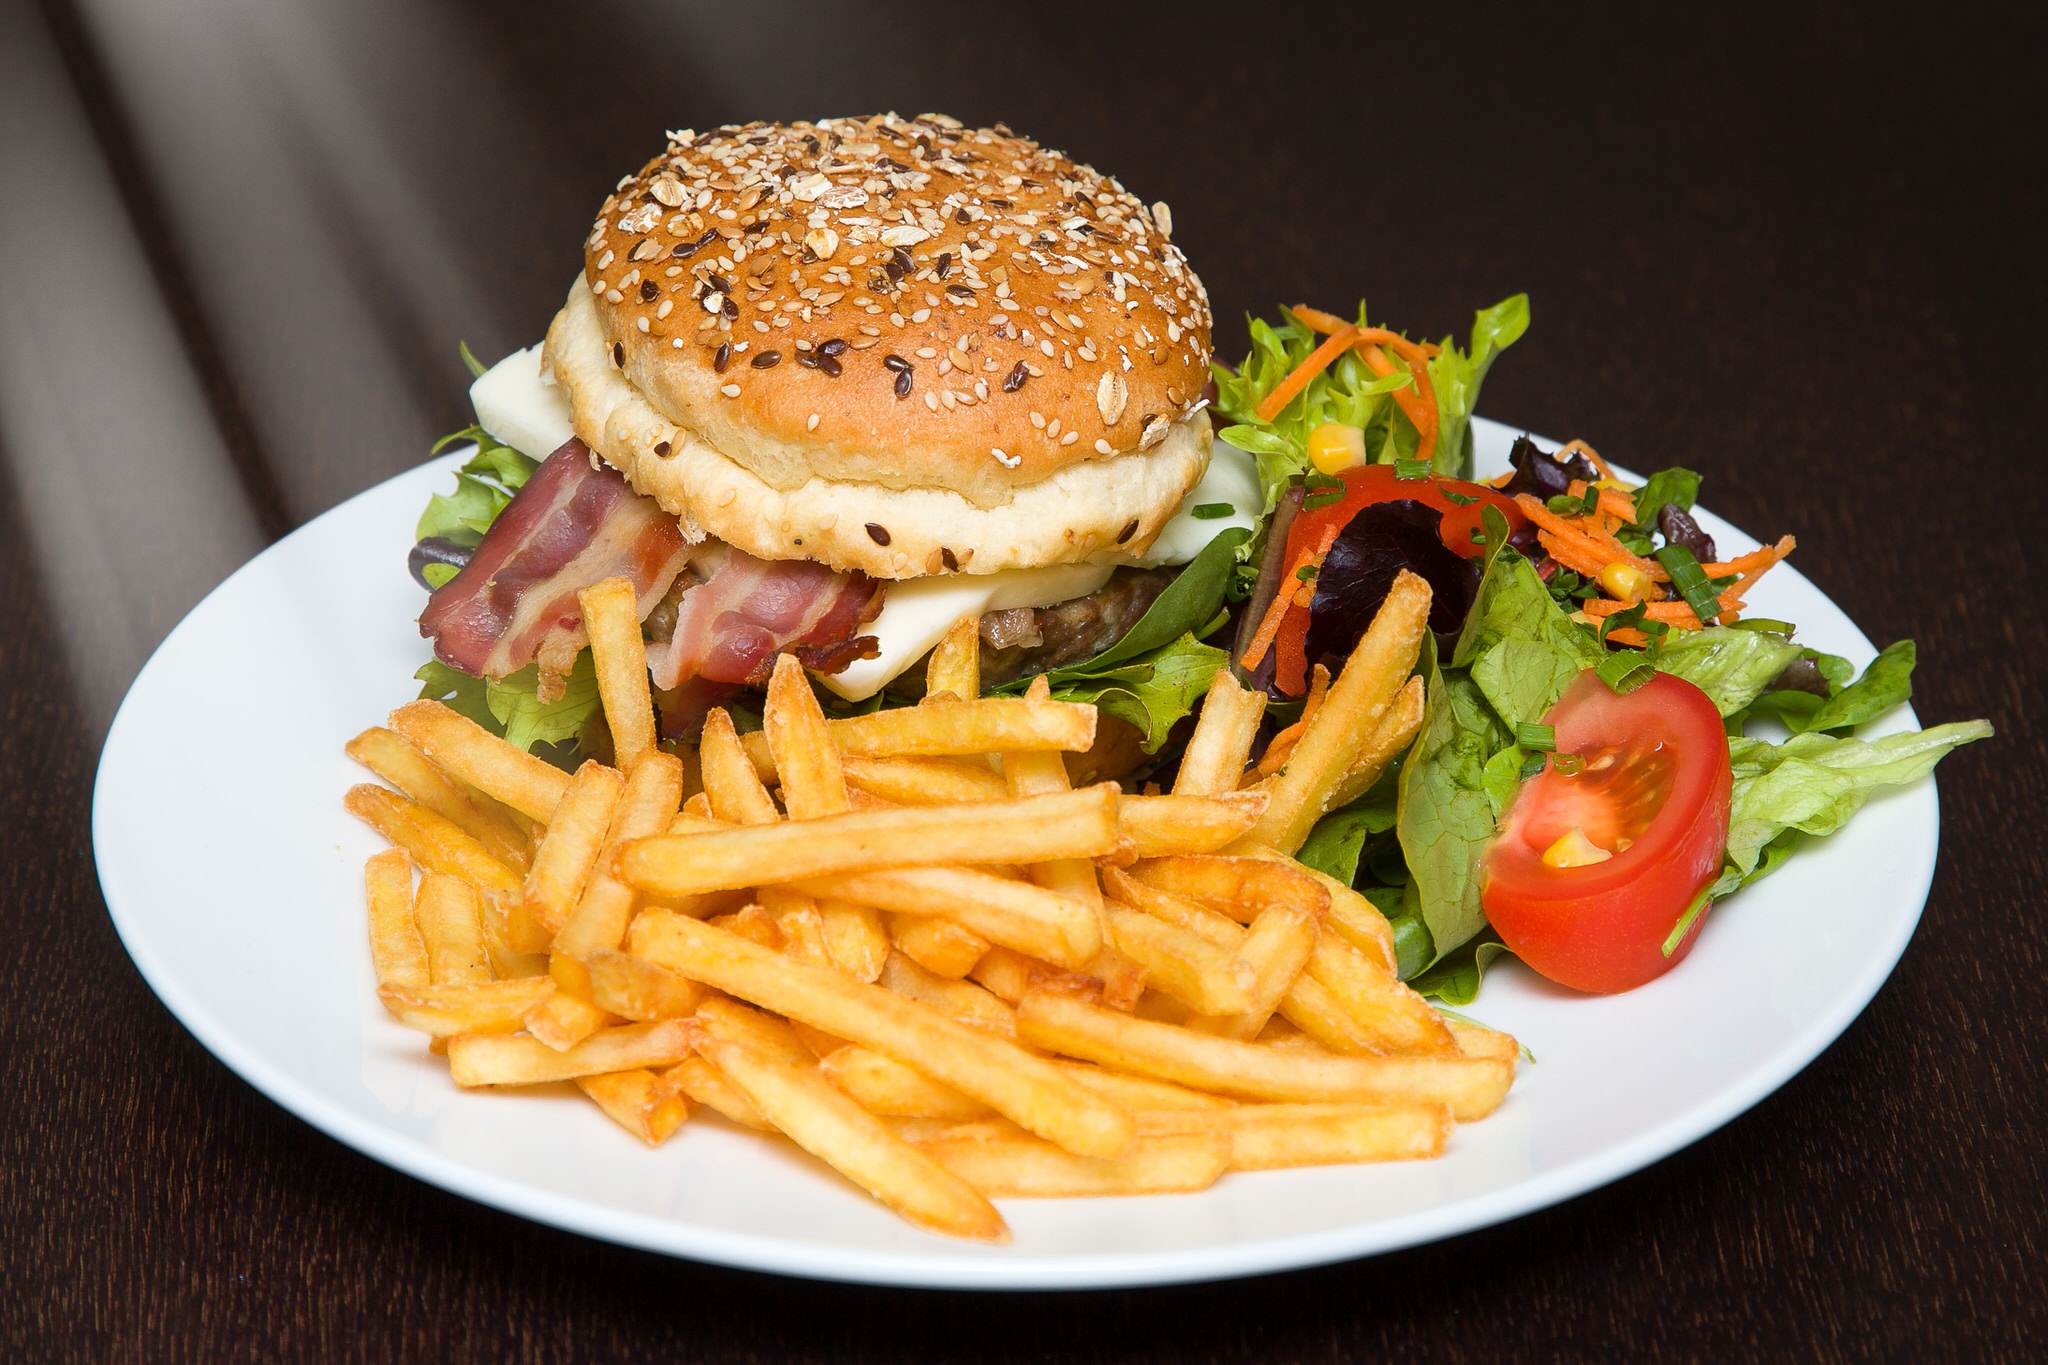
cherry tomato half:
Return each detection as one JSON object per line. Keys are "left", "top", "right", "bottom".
{"left": 1481, "top": 669, "right": 1732, "bottom": 994}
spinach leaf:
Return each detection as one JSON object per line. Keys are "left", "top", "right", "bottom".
{"left": 1038, "top": 527, "right": 1249, "bottom": 680}
{"left": 1395, "top": 636, "right": 1508, "bottom": 965}
{"left": 1409, "top": 929, "right": 1512, "bottom": 1006}
{"left": 1473, "top": 638, "right": 1590, "bottom": 730}
{"left": 1799, "top": 639, "right": 1916, "bottom": 733}
{"left": 1296, "top": 770, "right": 1401, "bottom": 884}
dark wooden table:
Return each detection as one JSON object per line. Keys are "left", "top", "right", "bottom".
{"left": 4, "top": 2, "right": 2041, "bottom": 1359}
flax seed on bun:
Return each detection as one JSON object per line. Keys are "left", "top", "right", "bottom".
{"left": 544, "top": 114, "right": 1215, "bottom": 579}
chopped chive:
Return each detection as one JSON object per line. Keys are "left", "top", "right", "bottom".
{"left": 1294, "top": 564, "right": 1319, "bottom": 582}
{"left": 1303, "top": 490, "right": 1345, "bottom": 510}
{"left": 1190, "top": 502, "right": 1235, "bottom": 520}
{"left": 1730, "top": 617, "right": 1797, "bottom": 636}
{"left": 1596, "top": 649, "right": 1656, "bottom": 693}
{"left": 1655, "top": 544, "right": 1727, "bottom": 626}
{"left": 1581, "top": 484, "right": 1603, "bottom": 515}
{"left": 1469, "top": 526, "right": 1488, "bottom": 544}
{"left": 1515, "top": 722, "right": 1556, "bottom": 752}
{"left": 1393, "top": 458, "right": 1429, "bottom": 481}
{"left": 1551, "top": 753, "right": 1585, "bottom": 776}
{"left": 1518, "top": 752, "right": 1547, "bottom": 781}
{"left": 1661, "top": 884, "right": 1715, "bottom": 956}
{"left": 1439, "top": 487, "right": 1478, "bottom": 506}
{"left": 1304, "top": 472, "right": 1345, "bottom": 491}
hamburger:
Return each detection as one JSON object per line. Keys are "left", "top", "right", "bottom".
{"left": 412, "top": 114, "right": 1258, "bottom": 758}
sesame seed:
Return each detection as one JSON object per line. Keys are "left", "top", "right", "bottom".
{"left": 808, "top": 413, "right": 820, "bottom": 431}
{"left": 1094, "top": 438, "right": 1114, "bottom": 455}
{"left": 720, "top": 383, "right": 741, "bottom": 398}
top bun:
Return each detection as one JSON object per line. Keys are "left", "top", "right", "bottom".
{"left": 576, "top": 115, "right": 1212, "bottom": 511}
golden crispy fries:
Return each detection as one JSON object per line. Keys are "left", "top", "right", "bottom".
{"left": 364, "top": 848, "right": 428, "bottom": 989}
{"left": 711, "top": 904, "right": 785, "bottom": 950}
{"left": 916, "top": 1134, "right": 1228, "bottom": 1197}
{"left": 414, "top": 872, "right": 490, "bottom": 984}
{"left": 1135, "top": 1102, "right": 1448, "bottom": 1169}
{"left": 699, "top": 708, "right": 781, "bottom": 826}
{"left": 817, "top": 898, "right": 890, "bottom": 983}
{"left": 346, "top": 785, "right": 522, "bottom": 896}
{"left": 1189, "top": 899, "right": 1321, "bottom": 1041}
{"left": 524, "top": 992, "right": 614, "bottom": 1051}
{"left": 577, "top": 1069, "right": 691, "bottom": 1146}
{"left": 1251, "top": 664, "right": 1330, "bottom": 782}
{"left": 1239, "top": 570, "right": 1431, "bottom": 855}
{"left": 878, "top": 953, "right": 1019, "bottom": 1036}
{"left": 553, "top": 751, "right": 685, "bottom": 994}
{"left": 765, "top": 655, "right": 851, "bottom": 819}
{"left": 1103, "top": 870, "right": 1245, "bottom": 949}
{"left": 1445, "top": 1016, "right": 1521, "bottom": 1062}
{"left": 970, "top": 946, "right": 1103, "bottom": 1007}
{"left": 633, "top": 913, "right": 1133, "bottom": 1157}
{"left": 886, "top": 912, "right": 989, "bottom": 978}
{"left": 348, "top": 728, "right": 529, "bottom": 868}
{"left": 577, "top": 576, "right": 657, "bottom": 771}
{"left": 1048, "top": 1061, "right": 1236, "bottom": 1111}
{"left": 760, "top": 886, "right": 834, "bottom": 967}
{"left": 378, "top": 978, "right": 557, "bottom": 1036}
{"left": 447, "top": 1019, "right": 695, "bottom": 1087}
{"left": 741, "top": 696, "right": 1098, "bottom": 779}
{"left": 925, "top": 614, "right": 981, "bottom": 700}
{"left": 477, "top": 896, "right": 549, "bottom": 978}
{"left": 1017, "top": 991, "right": 1512, "bottom": 1120}
{"left": 1276, "top": 972, "right": 1386, "bottom": 1055}
{"left": 389, "top": 699, "right": 571, "bottom": 823}
{"left": 1118, "top": 792, "right": 1270, "bottom": 857}
{"left": 695, "top": 995, "right": 817, "bottom": 1066}
{"left": 584, "top": 948, "right": 704, "bottom": 1020}
{"left": 1105, "top": 907, "right": 1255, "bottom": 1016}
{"left": 801, "top": 866, "right": 1101, "bottom": 970}
{"left": 821, "top": 1046, "right": 991, "bottom": 1120}
{"left": 1326, "top": 673, "right": 1425, "bottom": 811}
{"left": 1125, "top": 854, "right": 1330, "bottom": 929}
{"left": 690, "top": 1026, "right": 1008, "bottom": 1241}
{"left": 659, "top": 1056, "right": 773, "bottom": 1131}
{"left": 1174, "top": 669, "right": 1266, "bottom": 796}
{"left": 1303, "top": 931, "right": 1456, "bottom": 1055}
{"left": 617, "top": 786, "right": 1120, "bottom": 898}
{"left": 841, "top": 755, "right": 1007, "bottom": 806}
{"left": 521, "top": 761, "right": 625, "bottom": 936}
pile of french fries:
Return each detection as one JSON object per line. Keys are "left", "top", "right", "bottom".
{"left": 345, "top": 569, "right": 1516, "bottom": 1241}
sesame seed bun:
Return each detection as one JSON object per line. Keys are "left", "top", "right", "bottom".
{"left": 547, "top": 114, "right": 1215, "bottom": 577}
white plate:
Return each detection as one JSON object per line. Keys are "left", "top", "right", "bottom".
{"left": 92, "top": 417, "right": 1939, "bottom": 1289}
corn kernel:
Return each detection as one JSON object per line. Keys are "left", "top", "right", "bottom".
{"left": 1541, "top": 827, "right": 1614, "bottom": 869}
{"left": 1599, "top": 562, "right": 1654, "bottom": 601}
{"left": 1306, "top": 422, "right": 1368, "bottom": 475}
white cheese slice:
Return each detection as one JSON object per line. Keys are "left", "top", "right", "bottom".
{"left": 465, "top": 347, "right": 1265, "bottom": 700}
{"left": 470, "top": 344, "right": 574, "bottom": 461}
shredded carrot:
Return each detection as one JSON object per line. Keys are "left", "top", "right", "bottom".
{"left": 1355, "top": 343, "right": 1438, "bottom": 465}
{"left": 1290, "top": 307, "right": 1442, "bottom": 455}
{"left": 1556, "top": 439, "right": 1616, "bottom": 481}
{"left": 1254, "top": 664, "right": 1330, "bottom": 778}
{"left": 1703, "top": 535, "right": 1797, "bottom": 580}
{"left": 1256, "top": 326, "right": 1359, "bottom": 422}
{"left": 1517, "top": 494, "right": 1663, "bottom": 580}
{"left": 1240, "top": 524, "right": 1340, "bottom": 671}
{"left": 1290, "top": 304, "right": 1353, "bottom": 334}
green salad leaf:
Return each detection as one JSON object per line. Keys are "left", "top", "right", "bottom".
{"left": 1394, "top": 636, "right": 1507, "bottom": 966}
{"left": 1296, "top": 771, "right": 1401, "bottom": 884}
{"left": 1614, "top": 467, "right": 1701, "bottom": 555}
{"left": 1407, "top": 929, "right": 1512, "bottom": 1007}
{"left": 1213, "top": 296, "right": 1529, "bottom": 514}
{"left": 1041, "top": 528, "right": 1249, "bottom": 680}
{"left": 1651, "top": 626, "right": 1805, "bottom": 717}
{"left": 413, "top": 652, "right": 603, "bottom": 762}
{"left": 1798, "top": 639, "right": 1915, "bottom": 733}
{"left": 1047, "top": 634, "right": 1228, "bottom": 753}
{"left": 417, "top": 426, "right": 539, "bottom": 548}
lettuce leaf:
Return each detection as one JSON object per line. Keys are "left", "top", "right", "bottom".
{"left": 1798, "top": 639, "right": 1915, "bottom": 734}
{"left": 414, "top": 652, "right": 602, "bottom": 760}
{"left": 1296, "top": 770, "right": 1400, "bottom": 884}
{"left": 416, "top": 426, "right": 538, "bottom": 548}
{"left": 1044, "top": 634, "right": 1227, "bottom": 753}
{"left": 1394, "top": 636, "right": 1507, "bottom": 965}
{"left": 1408, "top": 929, "right": 1512, "bottom": 1007}
{"left": 1651, "top": 627, "right": 1805, "bottom": 717}
{"left": 1213, "top": 295, "right": 1529, "bottom": 514}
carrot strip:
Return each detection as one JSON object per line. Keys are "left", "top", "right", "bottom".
{"left": 1703, "top": 535, "right": 1797, "bottom": 579}
{"left": 1240, "top": 524, "right": 1340, "bottom": 671}
{"left": 1256, "top": 326, "right": 1359, "bottom": 422}
{"left": 1355, "top": 343, "right": 1439, "bottom": 465}
{"left": 1556, "top": 439, "right": 1616, "bottom": 481}
{"left": 1516, "top": 495, "right": 1662, "bottom": 580}
{"left": 1290, "top": 304, "right": 1353, "bottom": 334}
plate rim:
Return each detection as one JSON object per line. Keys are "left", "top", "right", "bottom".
{"left": 90, "top": 416, "right": 1939, "bottom": 1289}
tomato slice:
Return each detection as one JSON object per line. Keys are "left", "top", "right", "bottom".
{"left": 1271, "top": 466, "right": 1524, "bottom": 692}
{"left": 1481, "top": 670, "right": 1732, "bottom": 994}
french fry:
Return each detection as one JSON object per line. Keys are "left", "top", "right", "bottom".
{"left": 740, "top": 696, "right": 1098, "bottom": 779}
{"left": 378, "top": 978, "right": 557, "bottom": 1036}
{"left": 877, "top": 952, "right": 1017, "bottom": 1036}
{"left": 925, "top": 614, "right": 981, "bottom": 700}
{"left": 346, "top": 785, "right": 522, "bottom": 897}
{"left": 524, "top": 992, "right": 615, "bottom": 1052}
{"left": 522, "top": 761, "right": 625, "bottom": 936}
{"left": 764, "top": 654, "right": 850, "bottom": 819}
{"left": 760, "top": 886, "right": 834, "bottom": 967}
{"left": 694, "top": 995, "right": 817, "bottom": 1066}
{"left": 577, "top": 576, "right": 658, "bottom": 771}
{"left": 348, "top": 728, "right": 529, "bottom": 868}
{"left": 915, "top": 1134, "right": 1228, "bottom": 1197}
{"left": 817, "top": 898, "right": 890, "bottom": 983}
{"left": 710, "top": 904, "right": 785, "bottom": 950}
{"left": 1250, "top": 664, "right": 1330, "bottom": 782}
{"left": 477, "top": 894, "right": 549, "bottom": 978}
{"left": 584, "top": 948, "right": 704, "bottom": 1020}
{"left": 841, "top": 756, "right": 1007, "bottom": 806}
{"left": 1238, "top": 570, "right": 1431, "bottom": 855}
{"left": 577, "top": 1069, "right": 691, "bottom": 1146}
{"left": 886, "top": 913, "right": 990, "bottom": 979}
{"left": 1325, "top": 673, "right": 1425, "bottom": 811}
{"left": 1124, "top": 855, "right": 1330, "bottom": 930}
{"left": 699, "top": 707, "right": 781, "bottom": 826}
{"left": 1189, "top": 899, "right": 1320, "bottom": 1040}
{"left": 690, "top": 1026, "right": 1008, "bottom": 1242}
{"left": 1102, "top": 870, "right": 1246, "bottom": 949}
{"left": 1118, "top": 792, "right": 1270, "bottom": 858}
{"left": 1135, "top": 1102, "right": 1448, "bottom": 1169}
{"left": 364, "top": 848, "right": 428, "bottom": 989}
{"left": 800, "top": 866, "right": 1101, "bottom": 970}
{"left": 617, "top": 786, "right": 1121, "bottom": 898}
{"left": 821, "top": 1046, "right": 991, "bottom": 1120}
{"left": 970, "top": 946, "right": 1103, "bottom": 1007}
{"left": 1302, "top": 931, "right": 1455, "bottom": 1055}
{"left": 388, "top": 699, "right": 571, "bottom": 823}
{"left": 658, "top": 1056, "right": 773, "bottom": 1131}
{"left": 1173, "top": 669, "right": 1266, "bottom": 796}
{"left": 1106, "top": 907, "right": 1255, "bottom": 1016}
{"left": 632, "top": 914, "right": 1133, "bottom": 1157}
{"left": 447, "top": 1019, "right": 695, "bottom": 1087}
{"left": 1017, "top": 990, "right": 1513, "bottom": 1120}
{"left": 415, "top": 872, "right": 490, "bottom": 984}
{"left": 552, "top": 751, "right": 685, "bottom": 994}
{"left": 1446, "top": 1016, "right": 1522, "bottom": 1063}
{"left": 1048, "top": 1061, "right": 1236, "bottom": 1112}
{"left": 1276, "top": 971, "right": 1386, "bottom": 1055}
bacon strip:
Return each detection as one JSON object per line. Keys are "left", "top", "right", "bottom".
{"left": 647, "top": 542, "right": 882, "bottom": 692}
{"left": 420, "top": 438, "right": 690, "bottom": 691}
